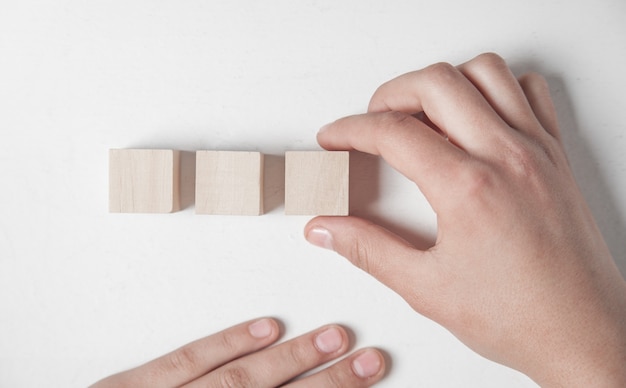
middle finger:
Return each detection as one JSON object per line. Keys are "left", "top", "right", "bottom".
{"left": 367, "top": 60, "right": 509, "bottom": 154}
{"left": 457, "top": 53, "right": 543, "bottom": 136}
{"left": 184, "top": 325, "right": 350, "bottom": 388}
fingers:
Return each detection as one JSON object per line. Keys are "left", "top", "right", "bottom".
{"left": 285, "top": 348, "right": 386, "bottom": 388}
{"left": 318, "top": 112, "right": 467, "bottom": 206}
{"left": 518, "top": 72, "right": 561, "bottom": 140}
{"left": 367, "top": 60, "right": 508, "bottom": 153}
{"left": 92, "top": 318, "right": 280, "bottom": 388}
{"left": 305, "top": 216, "right": 439, "bottom": 317}
{"left": 457, "top": 53, "right": 543, "bottom": 135}
{"left": 318, "top": 53, "right": 562, "bottom": 207}
{"left": 367, "top": 53, "right": 560, "bottom": 155}
{"left": 92, "top": 321, "right": 386, "bottom": 388}
{"left": 154, "top": 318, "right": 279, "bottom": 387}
{"left": 184, "top": 325, "right": 359, "bottom": 388}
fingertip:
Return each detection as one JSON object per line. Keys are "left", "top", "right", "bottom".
{"left": 306, "top": 227, "right": 334, "bottom": 250}
{"left": 316, "top": 122, "right": 336, "bottom": 150}
{"left": 351, "top": 348, "right": 386, "bottom": 379}
{"left": 318, "top": 122, "right": 332, "bottom": 136}
{"left": 248, "top": 318, "right": 280, "bottom": 341}
{"left": 313, "top": 325, "right": 350, "bottom": 355}
{"left": 303, "top": 216, "right": 435, "bottom": 312}
{"left": 304, "top": 216, "right": 332, "bottom": 236}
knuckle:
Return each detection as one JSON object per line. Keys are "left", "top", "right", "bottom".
{"left": 501, "top": 137, "right": 544, "bottom": 178}
{"left": 345, "top": 222, "right": 389, "bottom": 277}
{"left": 377, "top": 110, "right": 413, "bottom": 127}
{"left": 217, "top": 331, "right": 241, "bottom": 354}
{"left": 321, "top": 367, "right": 351, "bottom": 387}
{"left": 286, "top": 340, "right": 315, "bottom": 367}
{"left": 372, "top": 111, "right": 417, "bottom": 148}
{"left": 348, "top": 234, "right": 374, "bottom": 274}
{"left": 424, "top": 61, "right": 458, "bottom": 82}
{"left": 217, "top": 366, "right": 252, "bottom": 388}
{"left": 165, "top": 345, "right": 199, "bottom": 375}
{"left": 492, "top": 134, "right": 565, "bottom": 198}
{"left": 503, "top": 137, "right": 567, "bottom": 201}
{"left": 472, "top": 52, "right": 507, "bottom": 69}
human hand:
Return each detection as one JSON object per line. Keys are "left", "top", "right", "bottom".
{"left": 305, "top": 53, "right": 626, "bottom": 386}
{"left": 91, "top": 318, "right": 385, "bottom": 387}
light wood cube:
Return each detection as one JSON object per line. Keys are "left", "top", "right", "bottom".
{"left": 284, "top": 151, "right": 349, "bottom": 215}
{"left": 109, "top": 149, "right": 180, "bottom": 213}
{"left": 195, "top": 151, "right": 264, "bottom": 215}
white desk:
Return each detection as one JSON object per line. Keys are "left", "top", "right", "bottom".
{"left": 1, "top": 1, "right": 624, "bottom": 386}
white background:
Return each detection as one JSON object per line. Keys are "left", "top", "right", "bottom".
{"left": 1, "top": 1, "right": 625, "bottom": 387}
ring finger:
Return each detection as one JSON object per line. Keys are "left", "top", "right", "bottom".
{"left": 457, "top": 53, "right": 544, "bottom": 136}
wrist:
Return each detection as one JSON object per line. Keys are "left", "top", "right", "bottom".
{"left": 529, "top": 281, "right": 626, "bottom": 387}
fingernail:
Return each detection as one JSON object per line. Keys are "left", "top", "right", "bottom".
{"left": 306, "top": 227, "right": 334, "bottom": 250}
{"left": 314, "top": 327, "right": 343, "bottom": 353}
{"left": 248, "top": 318, "right": 273, "bottom": 338}
{"left": 352, "top": 350, "right": 382, "bottom": 378}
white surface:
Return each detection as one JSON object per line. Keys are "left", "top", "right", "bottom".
{"left": 1, "top": 1, "right": 625, "bottom": 387}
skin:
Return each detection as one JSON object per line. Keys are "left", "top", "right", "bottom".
{"left": 91, "top": 318, "right": 385, "bottom": 387}
{"left": 95, "top": 53, "right": 626, "bottom": 387}
{"left": 305, "top": 53, "right": 626, "bottom": 387}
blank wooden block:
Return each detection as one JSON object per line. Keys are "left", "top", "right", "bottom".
{"left": 285, "top": 151, "right": 349, "bottom": 215}
{"left": 109, "top": 149, "right": 180, "bottom": 213}
{"left": 195, "top": 151, "right": 264, "bottom": 215}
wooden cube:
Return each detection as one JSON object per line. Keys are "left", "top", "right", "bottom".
{"left": 109, "top": 149, "right": 180, "bottom": 213}
{"left": 195, "top": 151, "right": 264, "bottom": 215}
{"left": 284, "top": 151, "right": 349, "bottom": 215}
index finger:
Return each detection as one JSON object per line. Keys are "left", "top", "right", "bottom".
{"left": 318, "top": 111, "right": 467, "bottom": 206}
{"left": 91, "top": 318, "right": 280, "bottom": 388}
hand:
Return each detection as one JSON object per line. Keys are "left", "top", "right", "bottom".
{"left": 91, "top": 318, "right": 385, "bottom": 387}
{"left": 305, "top": 53, "right": 626, "bottom": 386}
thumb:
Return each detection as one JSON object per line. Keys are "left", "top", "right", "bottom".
{"left": 305, "top": 216, "right": 437, "bottom": 311}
